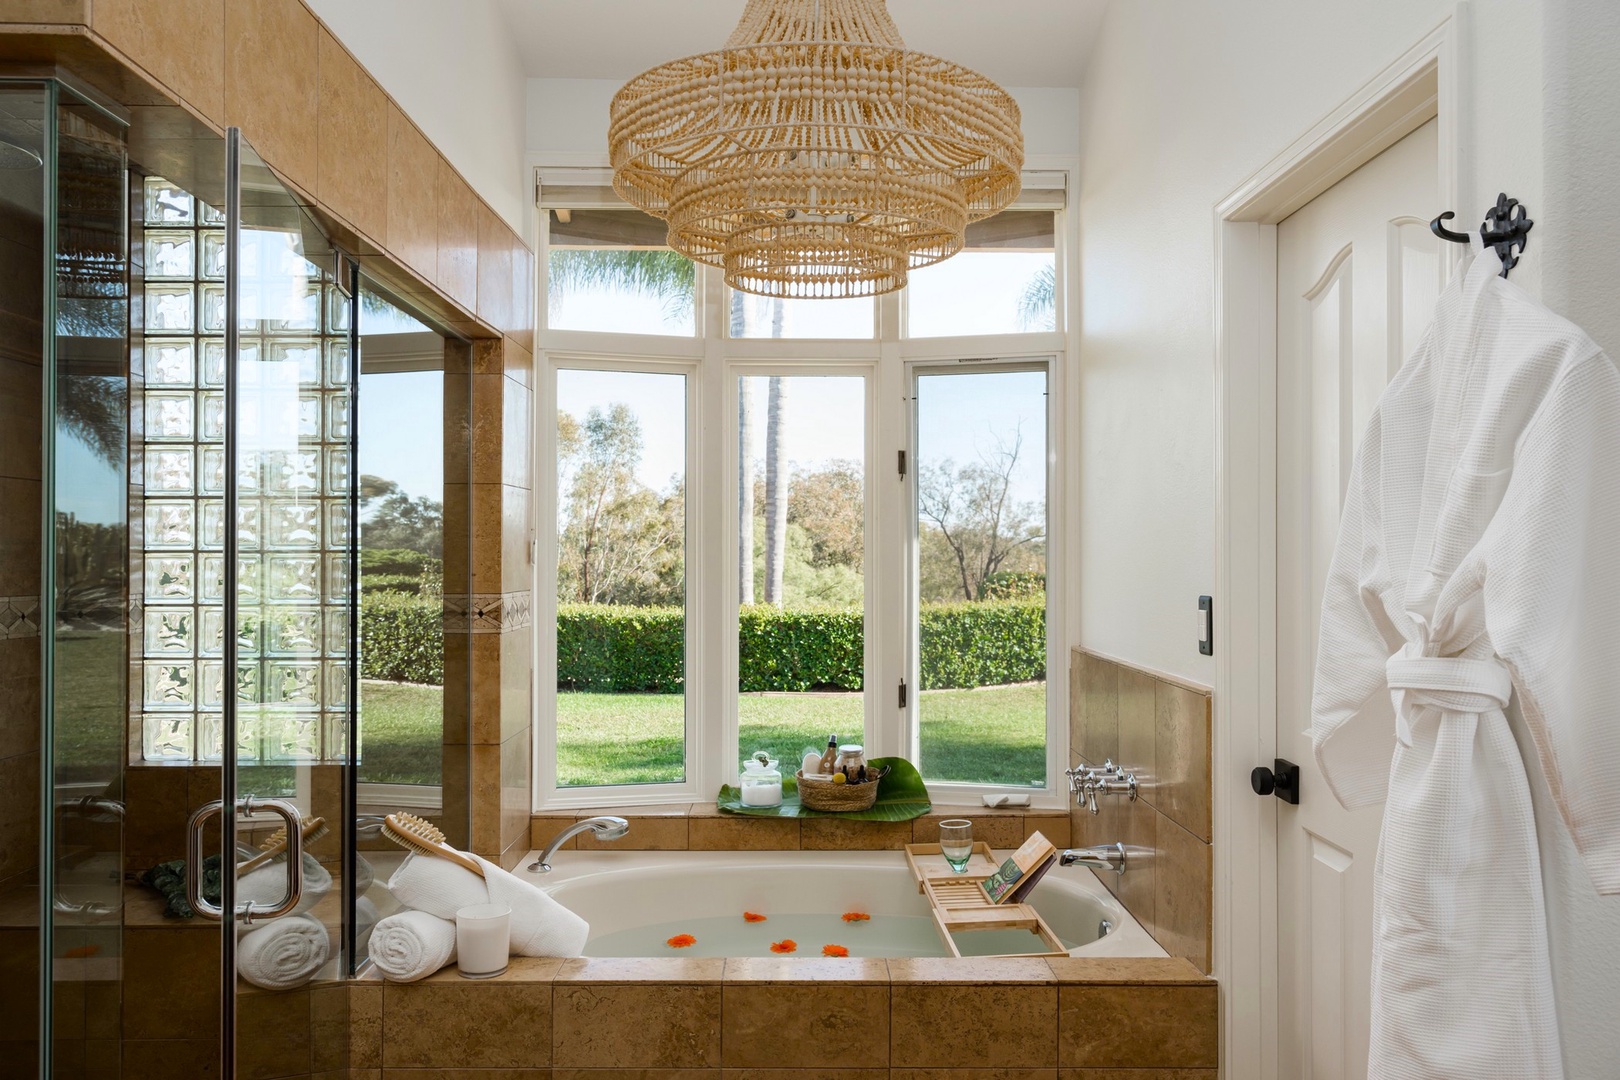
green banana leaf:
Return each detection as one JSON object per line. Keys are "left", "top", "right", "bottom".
{"left": 716, "top": 756, "right": 932, "bottom": 821}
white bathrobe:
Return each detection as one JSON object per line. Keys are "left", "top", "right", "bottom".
{"left": 1312, "top": 244, "right": 1620, "bottom": 1080}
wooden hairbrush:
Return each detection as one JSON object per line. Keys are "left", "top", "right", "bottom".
{"left": 382, "top": 812, "right": 485, "bottom": 877}
{"left": 236, "top": 815, "right": 330, "bottom": 875}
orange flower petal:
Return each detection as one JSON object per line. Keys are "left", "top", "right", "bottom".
{"left": 743, "top": 911, "right": 767, "bottom": 923}
{"left": 821, "top": 944, "right": 850, "bottom": 957}
{"left": 769, "top": 939, "right": 798, "bottom": 954}
{"left": 841, "top": 911, "right": 871, "bottom": 923}
{"left": 63, "top": 945, "right": 101, "bottom": 959}
{"left": 665, "top": 934, "right": 697, "bottom": 949}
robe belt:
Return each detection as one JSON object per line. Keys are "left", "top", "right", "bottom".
{"left": 1385, "top": 648, "right": 1513, "bottom": 747}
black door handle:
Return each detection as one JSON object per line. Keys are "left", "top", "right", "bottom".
{"left": 1251, "top": 759, "right": 1300, "bottom": 804}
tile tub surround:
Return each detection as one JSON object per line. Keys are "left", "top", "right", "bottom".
{"left": 1070, "top": 649, "right": 1213, "bottom": 973}
{"left": 532, "top": 803, "right": 1074, "bottom": 853}
{"left": 348, "top": 955, "right": 1217, "bottom": 1074}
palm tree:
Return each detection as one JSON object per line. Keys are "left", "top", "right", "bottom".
{"left": 1018, "top": 265, "right": 1056, "bottom": 331}
{"left": 548, "top": 248, "right": 695, "bottom": 322}
{"left": 764, "top": 376, "right": 788, "bottom": 605}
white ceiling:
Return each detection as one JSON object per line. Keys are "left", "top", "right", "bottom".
{"left": 495, "top": 0, "right": 1111, "bottom": 89}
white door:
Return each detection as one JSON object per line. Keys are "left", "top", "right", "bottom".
{"left": 1274, "top": 118, "right": 1448, "bottom": 1080}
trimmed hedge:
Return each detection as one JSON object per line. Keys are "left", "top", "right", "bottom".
{"left": 553, "top": 599, "right": 1044, "bottom": 694}
{"left": 918, "top": 600, "right": 1045, "bottom": 689}
{"left": 360, "top": 593, "right": 443, "bottom": 685}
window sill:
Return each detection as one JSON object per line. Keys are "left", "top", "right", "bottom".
{"left": 530, "top": 803, "right": 1072, "bottom": 853}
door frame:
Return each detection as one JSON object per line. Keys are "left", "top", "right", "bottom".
{"left": 1210, "top": 13, "right": 1463, "bottom": 1079}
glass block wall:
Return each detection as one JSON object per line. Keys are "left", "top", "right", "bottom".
{"left": 136, "top": 176, "right": 354, "bottom": 763}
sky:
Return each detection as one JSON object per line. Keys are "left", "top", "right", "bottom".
{"left": 548, "top": 246, "right": 1055, "bottom": 510}
{"left": 358, "top": 370, "right": 445, "bottom": 509}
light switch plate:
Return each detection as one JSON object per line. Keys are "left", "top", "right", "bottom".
{"left": 1198, "top": 595, "right": 1213, "bottom": 656}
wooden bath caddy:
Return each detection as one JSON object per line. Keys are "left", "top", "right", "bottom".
{"left": 904, "top": 842, "right": 1067, "bottom": 958}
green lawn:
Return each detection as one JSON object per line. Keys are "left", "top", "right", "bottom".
{"left": 552, "top": 682, "right": 1048, "bottom": 789}
{"left": 358, "top": 680, "right": 444, "bottom": 785}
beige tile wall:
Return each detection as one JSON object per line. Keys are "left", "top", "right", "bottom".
{"left": 345, "top": 955, "right": 1217, "bottom": 1076}
{"left": 531, "top": 804, "right": 1074, "bottom": 854}
{"left": 1069, "top": 649, "right": 1213, "bottom": 973}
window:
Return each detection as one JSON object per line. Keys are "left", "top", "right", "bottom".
{"left": 736, "top": 375, "right": 867, "bottom": 767}
{"left": 906, "top": 212, "right": 1057, "bottom": 338}
{"left": 546, "top": 209, "right": 695, "bottom": 336}
{"left": 554, "top": 367, "right": 689, "bottom": 787}
{"left": 914, "top": 367, "right": 1049, "bottom": 786}
{"left": 538, "top": 183, "right": 1069, "bottom": 808}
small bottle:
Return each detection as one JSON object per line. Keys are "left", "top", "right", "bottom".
{"left": 818, "top": 735, "right": 839, "bottom": 775}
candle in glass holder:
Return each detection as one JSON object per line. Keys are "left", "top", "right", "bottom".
{"left": 456, "top": 902, "right": 511, "bottom": 979}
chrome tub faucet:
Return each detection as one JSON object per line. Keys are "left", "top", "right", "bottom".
{"left": 527, "top": 816, "right": 630, "bottom": 873}
{"left": 1060, "top": 841, "right": 1128, "bottom": 876}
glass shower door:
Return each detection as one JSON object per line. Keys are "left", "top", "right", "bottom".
{"left": 221, "top": 130, "right": 357, "bottom": 1074}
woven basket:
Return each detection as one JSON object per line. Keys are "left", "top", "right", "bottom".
{"left": 796, "top": 769, "right": 883, "bottom": 812}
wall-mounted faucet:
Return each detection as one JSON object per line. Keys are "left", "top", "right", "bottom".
{"left": 526, "top": 816, "right": 630, "bottom": 873}
{"left": 1065, "top": 759, "right": 1139, "bottom": 814}
{"left": 1060, "top": 841, "right": 1128, "bottom": 876}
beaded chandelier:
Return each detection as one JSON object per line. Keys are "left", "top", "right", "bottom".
{"left": 608, "top": 0, "right": 1025, "bottom": 299}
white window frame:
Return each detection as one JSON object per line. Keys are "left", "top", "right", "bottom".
{"left": 531, "top": 159, "right": 1079, "bottom": 812}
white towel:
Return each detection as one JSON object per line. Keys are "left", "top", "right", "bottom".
{"left": 238, "top": 853, "right": 331, "bottom": 918}
{"left": 367, "top": 909, "right": 458, "bottom": 982}
{"left": 236, "top": 914, "right": 330, "bottom": 989}
{"left": 387, "top": 852, "right": 589, "bottom": 958}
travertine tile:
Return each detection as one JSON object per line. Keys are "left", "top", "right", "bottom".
{"left": 501, "top": 486, "right": 531, "bottom": 594}
{"left": 0, "top": 478, "right": 40, "bottom": 597}
{"left": 381, "top": 978, "right": 551, "bottom": 1068}
{"left": 0, "top": 752, "right": 39, "bottom": 885}
{"left": 1056, "top": 984, "right": 1217, "bottom": 1069}
{"left": 350, "top": 983, "right": 382, "bottom": 1068}
{"left": 0, "top": 1, "right": 88, "bottom": 21}
{"left": 236, "top": 986, "right": 311, "bottom": 1078}
{"left": 0, "top": 358, "right": 40, "bottom": 481}
{"left": 721, "top": 982, "right": 889, "bottom": 1067}
{"left": 316, "top": 27, "right": 388, "bottom": 244}
{"left": 477, "top": 202, "right": 515, "bottom": 331}
{"left": 500, "top": 726, "right": 533, "bottom": 855}
{"left": 311, "top": 983, "right": 349, "bottom": 1071}
{"left": 531, "top": 813, "right": 577, "bottom": 852}
{"left": 1026, "top": 811, "right": 1071, "bottom": 848}
{"left": 1153, "top": 817, "right": 1212, "bottom": 973}
{"left": 469, "top": 483, "right": 503, "bottom": 595}
{"left": 1058, "top": 1072, "right": 1215, "bottom": 1079}
{"left": 122, "top": 928, "right": 219, "bottom": 1038}
{"left": 385, "top": 105, "right": 437, "bottom": 281}
{"left": 1116, "top": 667, "right": 1156, "bottom": 794}
{"left": 725, "top": 1071, "right": 886, "bottom": 1080}
{"left": 557, "top": 1072, "right": 714, "bottom": 1080}
{"left": 224, "top": 0, "right": 319, "bottom": 192}
{"left": 893, "top": 1072, "right": 1059, "bottom": 1080}
{"left": 1154, "top": 680, "right": 1211, "bottom": 842}
{"left": 502, "top": 369, "right": 532, "bottom": 490}
{"left": 1043, "top": 956, "right": 1208, "bottom": 984}
{"left": 724, "top": 957, "right": 890, "bottom": 982}
{"left": 577, "top": 809, "right": 688, "bottom": 851}
{"left": 510, "top": 244, "right": 536, "bottom": 353}
{"left": 800, "top": 818, "right": 912, "bottom": 850}
{"left": 469, "top": 741, "right": 503, "bottom": 856}
{"left": 553, "top": 982, "right": 722, "bottom": 1067}
{"left": 1077, "top": 652, "right": 1119, "bottom": 766}
{"left": 892, "top": 982, "right": 1058, "bottom": 1068}
{"left": 93, "top": 0, "right": 226, "bottom": 125}
{"left": 888, "top": 958, "right": 1055, "bottom": 983}
{"left": 912, "top": 812, "right": 1025, "bottom": 849}
{"left": 121, "top": 1038, "right": 218, "bottom": 1079}
{"left": 381, "top": 1071, "right": 547, "bottom": 1079}
{"left": 557, "top": 957, "right": 726, "bottom": 983}
{"left": 499, "top": 624, "right": 533, "bottom": 742}
{"left": 468, "top": 372, "right": 504, "bottom": 486}
{"left": 435, "top": 158, "right": 479, "bottom": 311}
{"left": 689, "top": 814, "right": 800, "bottom": 850}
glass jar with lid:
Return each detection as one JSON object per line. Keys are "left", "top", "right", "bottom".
{"left": 740, "top": 753, "right": 783, "bottom": 807}
{"left": 835, "top": 744, "right": 868, "bottom": 780}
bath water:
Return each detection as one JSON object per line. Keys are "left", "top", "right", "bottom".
{"left": 584, "top": 912, "right": 1076, "bottom": 958}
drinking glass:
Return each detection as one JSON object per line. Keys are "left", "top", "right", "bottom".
{"left": 939, "top": 819, "right": 973, "bottom": 873}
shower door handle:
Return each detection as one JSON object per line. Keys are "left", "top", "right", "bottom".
{"left": 185, "top": 797, "right": 306, "bottom": 924}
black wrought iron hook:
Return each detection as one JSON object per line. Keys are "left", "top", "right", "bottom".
{"left": 1429, "top": 193, "right": 1533, "bottom": 278}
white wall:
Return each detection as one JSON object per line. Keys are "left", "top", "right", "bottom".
{"left": 1076, "top": 0, "right": 1619, "bottom": 1071}
{"left": 529, "top": 77, "right": 1081, "bottom": 161}
{"left": 308, "top": 0, "right": 528, "bottom": 232}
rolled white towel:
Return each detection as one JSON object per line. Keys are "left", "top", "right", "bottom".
{"left": 387, "top": 852, "right": 589, "bottom": 958}
{"left": 238, "top": 853, "right": 331, "bottom": 918}
{"left": 237, "top": 914, "right": 330, "bottom": 990}
{"left": 367, "top": 910, "right": 457, "bottom": 982}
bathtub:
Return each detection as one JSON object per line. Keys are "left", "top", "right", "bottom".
{"left": 535, "top": 849, "right": 1165, "bottom": 959}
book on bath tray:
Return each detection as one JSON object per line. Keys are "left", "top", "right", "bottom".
{"left": 978, "top": 831, "right": 1058, "bottom": 905}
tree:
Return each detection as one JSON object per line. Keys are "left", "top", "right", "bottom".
{"left": 1018, "top": 264, "right": 1056, "bottom": 331}
{"left": 359, "top": 474, "right": 443, "bottom": 557}
{"left": 763, "top": 376, "right": 789, "bottom": 605}
{"left": 787, "top": 461, "right": 863, "bottom": 570}
{"left": 917, "top": 429, "right": 1045, "bottom": 602}
{"left": 556, "top": 404, "right": 683, "bottom": 606}
{"left": 737, "top": 378, "right": 756, "bottom": 604}
{"left": 549, "top": 248, "right": 694, "bottom": 322}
